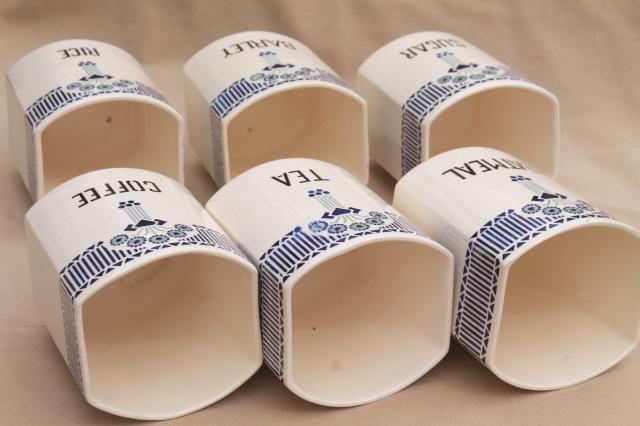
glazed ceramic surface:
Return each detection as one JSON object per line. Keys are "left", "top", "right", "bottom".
{"left": 6, "top": 39, "right": 184, "bottom": 200}
{"left": 183, "top": 31, "right": 368, "bottom": 187}
{"left": 394, "top": 147, "right": 640, "bottom": 390}
{"left": 207, "top": 158, "right": 453, "bottom": 407}
{"left": 357, "top": 31, "right": 558, "bottom": 180}
{"left": 25, "top": 168, "right": 261, "bottom": 420}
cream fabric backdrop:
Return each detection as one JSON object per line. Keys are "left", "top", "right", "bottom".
{"left": 1, "top": 0, "right": 638, "bottom": 424}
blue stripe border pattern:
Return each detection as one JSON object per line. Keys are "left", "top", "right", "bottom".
{"left": 400, "top": 65, "right": 527, "bottom": 176}
{"left": 58, "top": 224, "right": 246, "bottom": 391}
{"left": 257, "top": 210, "right": 425, "bottom": 379}
{"left": 207, "top": 67, "right": 347, "bottom": 187}
{"left": 453, "top": 207, "right": 612, "bottom": 362}
{"left": 25, "top": 81, "right": 167, "bottom": 129}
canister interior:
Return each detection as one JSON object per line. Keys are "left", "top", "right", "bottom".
{"left": 493, "top": 225, "right": 640, "bottom": 389}
{"left": 428, "top": 87, "right": 556, "bottom": 176}
{"left": 227, "top": 86, "right": 366, "bottom": 182}
{"left": 290, "top": 239, "right": 451, "bottom": 405}
{"left": 40, "top": 100, "right": 180, "bottom": 194}
{"left": 81, "top": 252, "right": 258, "bottom": 418}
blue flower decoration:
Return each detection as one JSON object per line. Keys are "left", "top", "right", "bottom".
{"left": 174, "top": 224, "right": 193, "bottom": 232}
{"left": 452, "top": 76, "right": 467, "bottom": 84}
{"left": 97, "top": 84, "right": 112, "bottom": 90}
{"left": 482, "top": 68, "right": 498, "bottom": 75}
{"left": 281, "top": 73, "right": 296, "bottom": 79}
{"left": 127, "top": 236, "right": 147, "bottom": 247}
{"left": 150, "top": 234, "right": 169, "bottom": 244}
{"left": 365, "top": 217, "right": 384, "bottom": 226}
{"left": 250, "top": 73, "right": 265, "bottom": 81}
{"left": 168, "top": 229, "right": 187, "bottom": 238}
{"left": 308, "top": 220, "right": 328, "bottom": 232}
{"left": 307, "top": 189, "right": 329, "bottom": 198}
{"left": 542, "top": 206, "right": 562, "bottom": 216}
{"left": 563, "top": 206, "right": 583, "bottom": 214}
{"left": 264, "top": 74, "right": 279, "bottom": 81}
{"left": 66, "top": 82, "right": 81, "bottom": 90}
{"left": 521, "top": 204, "right": 541, "bottom": 214}
{"left": 350, "top": 222, "right": 369, "bottom": 231}
{"left": 79, "top": 84, "right": 94, "bottom": 91}
{"left": 470, "top": 74, "right": 485, "bottom": 80}
{"left": 296, "top": 67, "right": 313, "bottom": 75}
{"left": 118, "top": 200, "right": 140, "bottom": 208}
{"left": 327, "top": 223, "right": 347, "bottom": 234}
{"left": 110, "top": 234, "right": 129, "bottom": 246}
{"left": 369, "top": 211, "right": 386, "bottom": 218}
{"left": 437, "top": 75, "right": 452, "bottom": 84}
{"left": 112, "top": 79, "right": 132, "bottom": 88}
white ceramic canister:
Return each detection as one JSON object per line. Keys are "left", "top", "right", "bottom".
{"left": 394, "top": 147, "right": 640, "bottom": 390}
{"left": 6, "top": 40, "right": 184, "bottom": 200}
{"left": 358, "top": 32, "right": 558, "bottom": 179}
{"left": 184, "top": 31, "right": 368, "bottom": 187}
{"left": 25, "top": 168, "right": 261, "bottom": 419}
{"left": 207, "top": 158, "right": 453, "bottom": 406}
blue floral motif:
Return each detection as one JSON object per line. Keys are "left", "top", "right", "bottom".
{"left": 118, "top": 200, "right": 140, "bottom": 209}
{"left": 127, "top": 236, "right": 147, "bottom": 247}
{"left": 295, "top": 68, "right": 313, "bottom": 75}
{"left": 112, "top": 80, "right": 132, "bottom": 88}
{"left": 168, "top": 229, "right": 187, "bottom": 238}
{"left": 563, "top": 206, "right": 583, "bottom": 214}
{"left": 308, "top": 220, "right": 328, "bottom": 232}
{"left": 349, "top": 222, "right": 370, "bottom": 231}
{"left": 365, "top": 217, "right": 385, "bottom": 226}
{"left": 111, "top": 201, "right": 203, "bottom": 248}
{"left": 327, "top": 223, "right": 348, "bottom": 234}
{"left": 542, "top": 206, "right": 562, "bottom": 216}
{"left": 307, "top": 189, "right": 330, "bottom": 198}
{"left": 149, "top": 234, "right": 170, "bottom": 244}
{"left": 522, "top": 203, "right": 541, "bottom": 214}
{"left": 110, "top": 234, "right": 128, "bottom": 246}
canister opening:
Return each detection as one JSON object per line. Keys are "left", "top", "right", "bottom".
{"left": 40, "top": 99, "right": 181, "bottom": 194}
{"left": 427, "top": 86, "right": 556, "bottom": 176}
{"left": 492, "top": 225, "right": 640, "bottom": 389}
{"left": 81, "top": 252, "right": 259, "bottom": 419}
{"left": 226, "top": 86, "right": 367, "bottom": 183}
{"left": 289, "top": 238, "right": 451, "bottom": 406}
